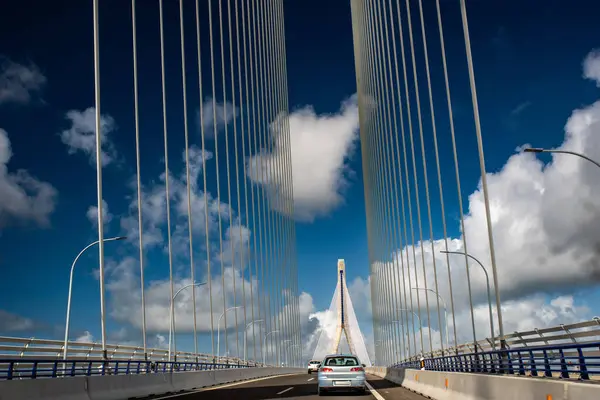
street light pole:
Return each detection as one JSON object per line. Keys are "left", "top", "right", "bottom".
{"left": 524, "top": 148, "right": 600, "bottom": 170}
{"left": 244, "top": 319, "right": 264, "bottom": 363}
{"left": 63, "top": 236, "right": 127, "bottom": 366}
{"left": 263, "top": 330, "right": 279, "bottom": 366}
{"left": 397, "top": 307, "right": 422, "bottom": 357}
{"left": 169, "top": 281, "right": 207, "bottom": 361}
{"left": 281, "top": 339, "right": 292, "bottom": 366}
{"left": 441, "top": 250, "right": 495, "bottom": 349}
{"left": 217, "top": 306, "right": 244, "bottom": 361}
{"left": 412, "top": 288, "right": 449, "bottom": 352}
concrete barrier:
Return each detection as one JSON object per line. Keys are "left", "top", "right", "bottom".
{"left": 366, "top": 367, "right": 600, "bottom": 400}
{"left": 0, "top": 367, "right": 304, "bottom": 400}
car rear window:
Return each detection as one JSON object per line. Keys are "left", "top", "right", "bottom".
{"left": 324, "top": 356, "right": 359, "bottom": 366}
{"left": 309, "top": 361, "right": 319, "bottom": 364}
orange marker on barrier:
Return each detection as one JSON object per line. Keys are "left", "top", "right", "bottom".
{"left": 445, "top": 378, "right": 448, "bottom": 389}
{"left": 546, "top": 395, "right": 552, "bottom": 400}
{"left": 415, "top": 374, "right": 419, "bottom": 381}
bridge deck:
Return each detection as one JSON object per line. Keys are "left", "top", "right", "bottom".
{"left": 146, "top": 373, "right": 426, "bottom": 399}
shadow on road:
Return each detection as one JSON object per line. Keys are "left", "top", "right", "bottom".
{"left": 172, "top": 381, "right": 370, "bottom": 399}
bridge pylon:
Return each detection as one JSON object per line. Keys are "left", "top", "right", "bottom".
{"left": 331, "top": 259, "right": 357, "bottom": 355}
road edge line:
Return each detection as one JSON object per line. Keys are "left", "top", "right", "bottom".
{"left": 366, "top": 381, "right": 386, "bottom": 400}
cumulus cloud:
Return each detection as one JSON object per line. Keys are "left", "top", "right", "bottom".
{"left": 119, "top": 146, "right": 235, "bottom": 255}
{"left": 366, "top": 49, "right": 600, "bottom": 360}
{"left": 59, "top": 107, "right": 118, "bottom": 167}
{"left": 0, "top": 128, "right": 57, "bottom": 228}
{"left": 105, "top": 256, "right": 259, "bottom": 333}
{"left": 74, "top": 331, "right": 94, "bottom": 343}
{"left": 247, "top": 94, "right": 359, "bottom": 222}
{"left": 0, "top": 56, "right": 46, "bottom": 105}
{"left": 198, "top": 97, "right": 238, "bottom": 136}
{"left": 583, "top": 49, "right": 600, "bottom": 86}
{"left": 0, "top": 310, "right": 36, "bottom": 332}
{"left": 86, "top": 199, "right": 113, "bottom": 227}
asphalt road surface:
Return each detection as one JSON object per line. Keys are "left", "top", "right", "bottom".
{"left": 149, "top": 372, "right": 426, "bottom": 400}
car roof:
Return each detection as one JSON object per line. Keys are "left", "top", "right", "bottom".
{"left": 323, "top": 353, "right": 358, "bottom": 358}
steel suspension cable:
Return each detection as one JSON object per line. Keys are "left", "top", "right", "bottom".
{"left": 195, "top": 0, "right": 215, "bottom": 360}
{"left": 403, "top": 0, "right": 434, "bottom": 353}
{"left": 393, "top": 0, "right": 423, "bottom": 355}
{"left": 130, "top": 0, "right": 147, "bottom": 358}
{"left": 230, "top": 0, "right": 250, "bottom": 361}
{"left": 432, "top": 0, "right": 463, "bottom": 353}
{"left": 377, "top": 0, "right": 409, "bottom": 362}
{"left": 158, "top": 0, "right": 176, "bottom": 362}
{"left": 386, "top": 0, "right": 416, "bottom": 358}
{"left": 219, "top": 0, "right": 240, "bottom": 358}
{"left": 459, "top": 0, "right": 504, "bottom": 345}
{"left": 245, "top": 0, "right": 264, "bottom": 364}
{"left": 179, "top": 0, "right": 199, "bottom": 357}
{"left": 415, "top": 0, "right": 445, "bottom": 355}
{"left": 208, "top": 0, "right": 229, "bottom": 361}
{"left": 363, "top": 0, "right": 390, "bottom": 364}
{"left": 274, "top": 0, "right": 299, "bottom": 365}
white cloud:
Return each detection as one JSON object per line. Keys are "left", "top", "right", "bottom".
{"left": 0, "top": 310, "right": 36, "bottom": 332}
{"left": 199, "top": 97, "right": 238, "bottom": 136}
{"left": 0, "top": 128, "right": 57, "bottom": 228}
{"left": 366, "top": 50, "right": 600, "bottom": 339}
{"left": 86, "top": 199, "right": 113, "bottom": 227}
{"left": 0, "top": 56, "right": 46, "bottom": 105}
{"left": 119, "top": 146, "right": 233, "bottom": 254}
{"left": 59, "top": 107, "right": 118, "bottom": 167}
{"left": 74, "top": 331, "right": 94, "bottom": 343}
{"left": 583, "top": 49, "right": 600, "bottom": 87}
{"left": 104, "top": 257, "right": 261, "bottom": 335}
{"left": 247, "top": 94, "right": 359, "bottom": 222}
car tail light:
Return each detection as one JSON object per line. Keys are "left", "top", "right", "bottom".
{"left": 350, "top": 367, "right": 364, "bottom": 372}
{"left": 320, "top": 367, "right": 333, "bottom": 372}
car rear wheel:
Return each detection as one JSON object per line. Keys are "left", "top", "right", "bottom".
{"left": 317, "top": 387, "right": 325, "bottom": 396}
{"left": 308, "top": 370, "right": 311, "bottom": 374}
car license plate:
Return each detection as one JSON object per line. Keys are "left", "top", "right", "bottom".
{"left": 334, "top": 380, "right": 351, "bottom": 386}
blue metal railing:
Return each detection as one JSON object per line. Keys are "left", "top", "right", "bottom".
{"left": 0, "top": 358, "right": 259, "bottom": 380}
{"left": 394, "top": 341, "right": 600, "bottom": 380}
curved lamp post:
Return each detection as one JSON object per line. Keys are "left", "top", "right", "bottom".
{"left": 244, "top": 319, "right": 264, "bottom": 363}
{"left": 263, "top": 330, "right": 279, "bottom": 365}
{"left": 412, "top": 288, "right": 449, "bottom": 351}
{"left": 169, "top": 281, "right": 207, "bottom": 361}
{"left": 216, "top": 306, "right": 245, "bottom": 361}
{"left": 524, "top": 148, "right": 600, "bottom": 169}
{"left": 397, "top": 307, "right": 422, "bottom": 356}
{"left": 441, "top": 250, "right": 495, "bottom": 349}
{"left": 63, "top": 236, "right": 127, "bottom": 365}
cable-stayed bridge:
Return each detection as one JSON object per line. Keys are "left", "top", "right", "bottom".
{"left": 1, "top": 0, "right": 600, "bottom": 399}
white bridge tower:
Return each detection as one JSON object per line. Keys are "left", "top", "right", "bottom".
{"left": 332, "top": 259, "right": 356, "bottom": 354}
{"left": 311, "top": 259, "right": 372, "bottom": 365}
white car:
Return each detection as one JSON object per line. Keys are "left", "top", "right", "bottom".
{"left": 317, "top": 354, "right": 366, "bottom": 396}
{"left": 307, "top": 360, "right": 321, "bottom": 374}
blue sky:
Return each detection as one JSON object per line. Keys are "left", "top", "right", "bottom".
{"left": 1, "top": 0, "right": 600, "bottom": 362}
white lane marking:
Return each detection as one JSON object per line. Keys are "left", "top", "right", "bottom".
{"left": 307, "top": 377, "right": 315, "bottom": 381}
{"left": 276, "top": 386, "right": 294, "bottom": 395}
{"left": 365, "top": 381, "right": 386, "bottom": 400}
{"left": 153, "top": 373, "right": 301, "bottom": 399}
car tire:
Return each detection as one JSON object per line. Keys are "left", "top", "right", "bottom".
{"left": 318, "top": 387, "right": 325, "bottom": 396}
{"left": 308, "top": 370, "right": 311, "bottom": 374}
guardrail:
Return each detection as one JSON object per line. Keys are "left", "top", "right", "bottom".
{"left": 0, "top": 358, "right": 254, "bottom": 380}
{"left": 396, "top": 341, "right": 600, "bottom": 381}
{"left": 0, "top": 336, "right": 259, "bottom": 366}
{"left": 396, "top": 318, "right": 600, "bottom": 363}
